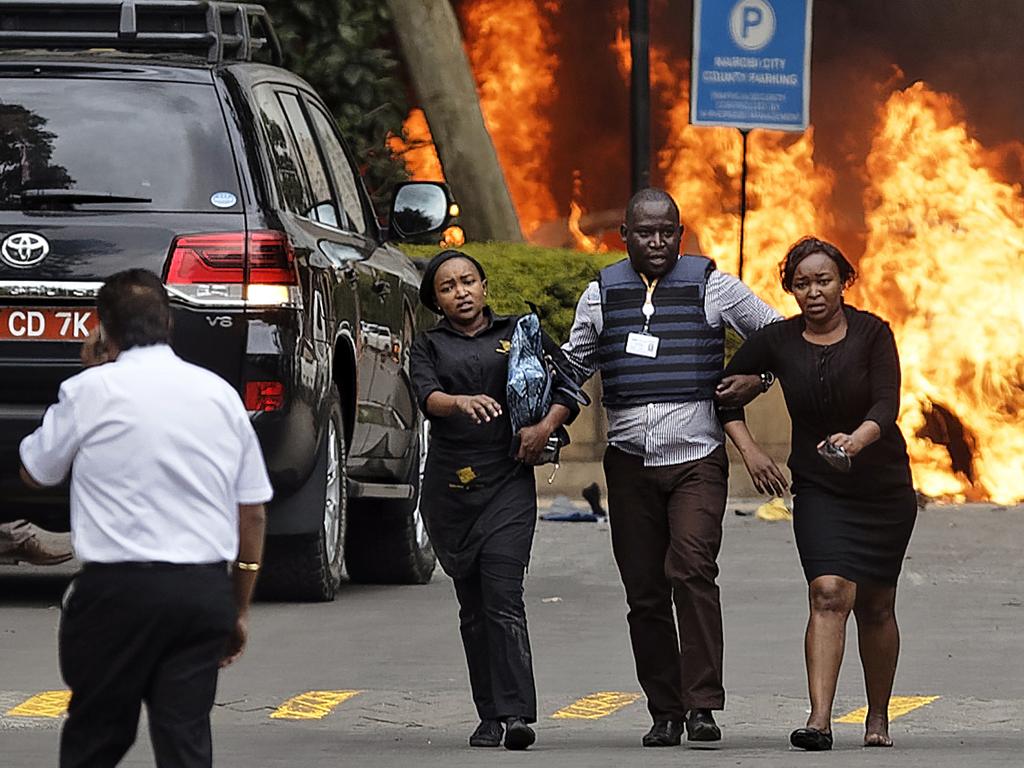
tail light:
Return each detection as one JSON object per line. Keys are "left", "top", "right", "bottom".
{"left": 245, "top": 381, "right": 285, "bottom": 412}
{"left": 165, "top": 230, "right": 300, "bottom": 307}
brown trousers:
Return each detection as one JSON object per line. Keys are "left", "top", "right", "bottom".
{"left": 604, "top": 444, "right": 728, "bottom": 719}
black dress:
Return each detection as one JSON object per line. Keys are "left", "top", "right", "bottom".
{"left": 722, "top": 305, "right": 917, "bottom": 585}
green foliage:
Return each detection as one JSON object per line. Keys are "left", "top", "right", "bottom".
{"left": 403, "top": 242, "right": 746, "bottom": 357}
{"left": 257, "top": 0, "right": 408, "bottom": 205}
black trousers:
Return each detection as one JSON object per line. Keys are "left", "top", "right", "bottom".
{"left": 58, "top": 563, "right": 235, "bottom": 768}
{"left": 452, "top": 524, "right": 537, "bottom": 723}
{"left": 604, "top": 445, "right": 729, "bottom": 719}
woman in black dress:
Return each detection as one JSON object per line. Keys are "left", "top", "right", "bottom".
{"left": 720, "top": 237, "right": 917, "bottom": 751}
{"left": 410, "top": 250, "right": 578, "bottom": 751}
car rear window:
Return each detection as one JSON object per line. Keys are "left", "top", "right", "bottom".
{"left": 0, "top": 77, "right": 241, "bottom": 212}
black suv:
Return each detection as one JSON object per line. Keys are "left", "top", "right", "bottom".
{"left": 0, "top": 1, "right": 453, "bottom": 600}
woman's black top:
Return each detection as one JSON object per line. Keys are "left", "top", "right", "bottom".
{"left": 722, "top": 305, "right": 914, "bottom": 497}
{"left": 409, "top": 309, "right": 579, "bottom": 576}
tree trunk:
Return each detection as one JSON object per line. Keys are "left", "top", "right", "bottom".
{"left": 386, "top": 0, "right": 523, "bottom": 242}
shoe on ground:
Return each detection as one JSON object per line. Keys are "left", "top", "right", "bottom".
{"left": 684, "top": 709, "right": 722, "bottom": 742}
{"left": 503, "top": 717, "right": 535, "bottom": 750}
{"left": 469, "top": 719, "right": 504, "bottom": 747}
{"left": 13, "top": 532, "right": 73, "bottom": 566}
{"left": 642, "top": 719, "right": 683, "bottom": 747}
{"left": 790, "top": 726, "right": 833, "bottom": 751}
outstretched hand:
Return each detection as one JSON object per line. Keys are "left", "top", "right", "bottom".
{"left": 455, "top": 394, "right": 503, "bottom": 424}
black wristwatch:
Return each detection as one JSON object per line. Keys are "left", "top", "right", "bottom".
{"left": 759, "top": 371, "right": 776, "bottom": 392}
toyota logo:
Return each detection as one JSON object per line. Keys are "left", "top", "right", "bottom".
{"left": 1, "top": 232, "right": 50, "bottom": 268}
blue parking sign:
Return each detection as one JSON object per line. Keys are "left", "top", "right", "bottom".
{"left": 691, "top": 0, "right": 813, "bottom": 131}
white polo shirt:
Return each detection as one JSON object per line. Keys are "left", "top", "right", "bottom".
{"left": 19, "top": 344, "right": 273, "bottom": 564}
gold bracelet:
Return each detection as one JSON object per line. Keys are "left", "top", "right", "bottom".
{"left": 235, "top": 561, "right": 261, "bottom": 572}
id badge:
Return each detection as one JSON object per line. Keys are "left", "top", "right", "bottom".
{"left": 625, "top": 332, "right": 659, "bottom": 358}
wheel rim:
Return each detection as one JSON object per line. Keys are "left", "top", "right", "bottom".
{"left": 413, "top": 419, "right": 429, "bottom": 549}
{"left": 323, "top": 416, "right": 343, "bottom": 564}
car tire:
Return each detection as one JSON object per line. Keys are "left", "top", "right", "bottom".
{"left": 345, "top": 417, "right": 435, "bottom": 585}
{"left": 260, "top": 387, "right": 347, "bottom": 602}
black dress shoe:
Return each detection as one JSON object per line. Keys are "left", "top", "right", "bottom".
{"left": 790, "top": 727, "right": 833, "bottom": 751}
{"left": 642, "top": 719, "right": 683, "bottom": 747}
{"left": 469, "top": 719, "right": 503, "bottom": 747}
{"left": 685, "top": 709, "right": 722, "bottom": 742}
{"left": 503, "top": 717, "right": 536, "bottom": 750}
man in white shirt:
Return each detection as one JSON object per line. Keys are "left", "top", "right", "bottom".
{"left": 19, "top": 269, "right": 272, "bottom": 768}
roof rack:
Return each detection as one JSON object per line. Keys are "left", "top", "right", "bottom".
{"left": 0, "top": 0, "right": 283, "bottom": 65}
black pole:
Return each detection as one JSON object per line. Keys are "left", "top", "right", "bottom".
{"left": 738, "top": 129, "right": 749, "bottom": 280}
{"left": 629, "top": 0, "right": 650, "bottom": 194}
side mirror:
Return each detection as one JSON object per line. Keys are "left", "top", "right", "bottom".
{"left": 387, "top": 181, "right": 454, "bottom": 242}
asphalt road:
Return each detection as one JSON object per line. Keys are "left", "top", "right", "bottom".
{"left": 2, "top": 501, "right": 1022, "bottom": 767}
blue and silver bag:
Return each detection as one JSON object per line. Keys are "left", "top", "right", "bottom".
{"left": 506, "top": 313, "right": 551, "bottom": 434}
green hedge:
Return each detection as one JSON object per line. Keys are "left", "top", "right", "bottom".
{"left": 401, "top": 242, "right": 743, "bottom": 357}
{"left": 402, "top": 243, "right": 622, "bottom": 342}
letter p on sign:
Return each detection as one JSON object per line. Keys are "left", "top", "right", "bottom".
{"left": 730, "top": 0, "right": 776, "bottom": 51}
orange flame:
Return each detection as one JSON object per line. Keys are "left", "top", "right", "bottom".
{"left": 858, "top": 82, "right": 1024, "bottom": 503}
{"left": 568, "top": 171, "right": 607, "bottom": 253}
{"left": 461, "top": 0, "right": 560, "bottom": 235}
{"left": 652, "top": 54, "right": 832, "bottom": 313}
{"left": 387, "top": 108, "right": 444, "bottom": 181}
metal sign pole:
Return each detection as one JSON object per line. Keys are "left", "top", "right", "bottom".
{"left": 738, "top": 128, "right": 749, "bottom": 280}
{"left": 629, "top": 0, "right": 650, "bottom": 194}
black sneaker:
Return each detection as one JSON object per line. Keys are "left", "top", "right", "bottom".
{"left": 503, "top": 717, "right": 536, "bottom": 750}
{"left": 469, "top": 719, "right": 504, "bottom": 747}
{"left": 642, "top": 719, "right": 683, "bottom": 747}
{"left": 684, "top": 709, "right": 722, "bottom": 743}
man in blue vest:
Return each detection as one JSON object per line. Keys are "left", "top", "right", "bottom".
{"left": 562, "top": 188, "right": 780, "bottom": 747}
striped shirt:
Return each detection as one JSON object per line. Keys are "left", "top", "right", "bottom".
{"left": 562, "top": 268, "right": 782, "bottom": 466}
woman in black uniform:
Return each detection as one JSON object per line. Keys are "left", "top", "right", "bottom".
{"left": 410, "top": 250, "right": 578, "bottom": 751}
{"left": 720, "top": 237, "right": 917, "bottom": 751}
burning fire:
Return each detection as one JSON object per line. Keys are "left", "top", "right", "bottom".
{"left": 568, "top": 170, "right": 607, "bottom": 252}
{"left": 390, "top": 10, "right": 1023, "bottom": 503}
{"left": 857, "top": 82, "right": 1024, "bottom": 503}
{"left": 386, "top": 108, "right": 444, "bottom": 181}
{"left": 461, "top": 0, "right": 561, "bottom": 235}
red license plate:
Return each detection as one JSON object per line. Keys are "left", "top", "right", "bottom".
{"left": 0, "top": 307, "right": 98, "bottom": 341}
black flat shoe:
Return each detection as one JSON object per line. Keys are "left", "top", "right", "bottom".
{"left": 469, "top": 719, "right": 504, "bottom": 747}
{"left": 503, "top": 717, "right": 536, "bottom": 750}
{"left": 642, "top": 719, "right": 683, "bottom": 747}
{"left": 790, "top": 727, "right": 833, "bottom": 751}
{"left": 685, "top": 709, "right": 722, "bottom": 742}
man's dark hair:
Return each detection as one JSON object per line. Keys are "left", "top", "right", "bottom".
{"left": 779, "top": 237, "right": 857, "bottom": 292}
{"left": 625, "top": 188, "right": 680, "bottom": 227}
{"left": 96, "top": 269, "right": 171, "bottom": 349}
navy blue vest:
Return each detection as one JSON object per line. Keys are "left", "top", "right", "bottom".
{"left": 597, "top": 255, "right": 725, "bottom": 407}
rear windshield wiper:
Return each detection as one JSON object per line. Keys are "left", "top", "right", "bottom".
{"left": 15, "top": 190, "right": 153, "bottom": 207}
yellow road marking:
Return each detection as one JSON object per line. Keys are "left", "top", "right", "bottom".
{"left": 836, "top": 695, "right": 940, "bottom": 724}
{"left": 269, "top": 690, "right": 361, "bottom": 720}
{"left": 551, "top": 692, "right": 642, "bottom": 720}
{"left": 6, "top": 690, "right": 71, "bottom": 718}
